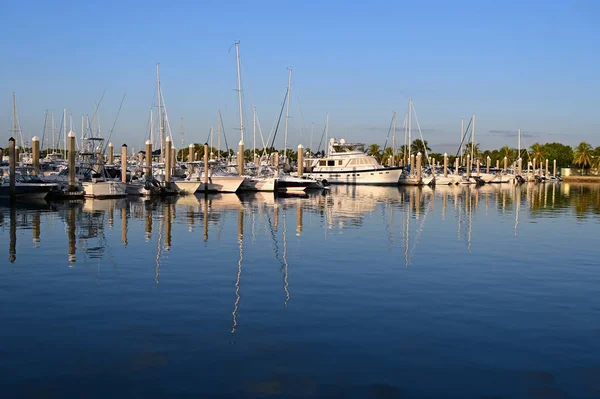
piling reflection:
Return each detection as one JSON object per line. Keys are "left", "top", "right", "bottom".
{"left": 3, "top": 182, "right": 600, "bottom": 270}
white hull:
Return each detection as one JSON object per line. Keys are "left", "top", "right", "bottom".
{"left": 172, "top": 180, "right": 202, "bottom": 194}
{"left": 398, "top": 175, "right": 422, "bottom": 186}
{"left": 434, "top": 175, "right": 461, "bottom": 185}
{"left": 195, "top": 176, "right": 245, "bottom": 193}
{"left": 240, "top": 177, "right": 276, "bottom": 192}
{"left": 304, "top": 167, "right": 402, "bottom": 185}
{"left": 82, "top": 180, "right": 127, "bottom": 198}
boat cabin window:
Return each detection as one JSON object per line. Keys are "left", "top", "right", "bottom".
{"left": 319, "top": 160, "right": 326, "bottom": 166}
{"left": 327, "top": 160, "right": 335, "bottom": 166}
{"left": 338, "top": 160, "right": 343, "bottom": 165}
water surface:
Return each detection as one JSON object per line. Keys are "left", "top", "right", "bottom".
{"left": 1, "top": 183, "right": 599, "bottom": 398}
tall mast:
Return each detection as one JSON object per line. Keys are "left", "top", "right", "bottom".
{"left": 63, "top": 108, "right": 67, "bottom": 158}
{"left": 150, "top": 109, "right": 154, "bottom": 146}
{"left": 518, "top": 128, "right": 521, "bottom": 159}
{"left": 253, "top": 106, "right": 257, "bottom": 160}
{"left": 156, "top": 63, "right": 164, "bottom": 160}
{"left": 284, "top": 68, "right": 292, "bottom": 161}
{"left": 218, "top": 111, "right": 222, "bottom": 159}
{"left": 471, "top": 114, "right": 475, "bottom": 165}
{"left": 180, "top": 118, "right": 184, "bottom": 162}
{"left": 392, "top": 111, "right": 397, "bottom": 160}
{"left": 12, "top": 93, "right": 18, "bottom": 148}
{"left": 460, "top": 118, "right": 464, "bottom": 164}
{"left": 51, "top": 111, "right": 55, "bottom": 152}
{"left": 407, "top": 99, "right": 412, "bottom": 159}
{"left": 310, "top": 122, "right": 314, "bottom": 156}
{"left": 235, "top": 42, "right": 244, "bottom": 145}
{"left": 325, "top": 113, "right": 329, "bottom": 156}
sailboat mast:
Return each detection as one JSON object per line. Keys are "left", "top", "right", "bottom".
{"left": 180, "top": 118, "right": 184, "bottom": 162}
{"left": 471, "top": 114, "right": 475, "bottom": 166}
{"left": 460, "top": 118, "right": 464, "bottom": 164}
{"left": 51, "top": 111, "right": 55, "bottom": 153}
{"left": 407, "top": 99, "right": 412, "bottom": 160}
{"left": 12, "top": 93, "right": 18, "bottom": 150}
{"left": 235, "top": 42, "right": 244, "bottom": 145}
{"left": 150, "top": 109, "right": 154, "bottom": 147}
{"left": 325, "top": 112, "right": 329, "bottom": 156}
{"left": 310, "top": 122, "right": 314, "bottom": 156}
{"left": 284, "top": 68, "right": 292, "bottom": 161}
{"left": 218, "top": 111, "right": 221, "bottom": 160}
{"left": 156, "top": 63, "right": 164, "bottom": 161}
{"left": 63, "top": 108, "right": 67, "bottom": 158}
{"left": 518, "top": 128, "right": 521, "bottom": 159}
{"left": 392, "top": 111, "right": 397, "bottom": 160}
{"left": 253, "top": 106, "right": 256, "bottom": 160}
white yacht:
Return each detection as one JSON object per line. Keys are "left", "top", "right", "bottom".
{"left": 303, "top": 138, "right": 402, "bottom": 185}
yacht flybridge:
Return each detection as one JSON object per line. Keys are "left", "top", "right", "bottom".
{"left": 303, "top": 138, "right": 403, "bottom": 185}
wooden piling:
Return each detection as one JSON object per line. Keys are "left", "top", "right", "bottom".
{"left": 32, "top": 136, "right": 40, "bottom": 175}
{"left": 486, "top": 156, "right": 490, "bottom": 174}
{"left": 145, "top": 140, "right": 152, "bottom": 179}
{"left": 410, "top": 154, "right": 415, "bottom": 176}
{"left": 238, "top": 140, "right": 244, "bottom": 176}
{"left": 121, "top": 144, "right": 128, "bottom": 183}
{"left": 8, "top": 137, "right": 16, "bottom": 200}
{"left": 68, "top": 131, "right": 76, "bottom": 189}
{"left": 443, "top": 153, "right": 448, "bottom": 177}
{"left": 455, "top": 157, "right": 459, "bottom": 176}
{"left": 545, "top": 159, "right": 549, "bottom": 177}
{"left": 503, "top": 156, "right": 508, "bottom": 174}
{"left": 204, "top": 143, "right": 209, "bottom": 186}
{"left": 476, "top": 158, "right": 480, "bottom": 176}
{"left": 108, "top": 142, "right": 114, "bottom": 164}
{"left": 553, "top": 159, "right": 557, "bottom": 178}
{"left": 466, "top": 154, "right": 471, "bottom": 179}
{"left": 165, "top": 136, "right": 172, "bottom": 183}
{"left": 297, "top": 144, "right": 304, "bottom": 177}
{"left": 188, "top": 143, "right": 194, "bottom": 174}
{"left": 416, "top": 152, "right": 422, "bottom": 184}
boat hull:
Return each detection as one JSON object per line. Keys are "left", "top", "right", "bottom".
{"left": 195, "top": 176, "right": 245, "bottom": 193}
{"left": 82, "top": 181, "right": 127, "bottom": 198}
{"left": 172, "top": 180, "right": 202, "bottom": 195}
{"left": 0, "top": 182, "right": 57, "bottom": 200}
{"left": 240, "top": 177, "right": 276, "bottom": 192}
{"left": 304, "top": 166, "right": 402, "bottom": 185}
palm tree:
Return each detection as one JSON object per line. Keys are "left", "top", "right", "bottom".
{"left": 573, "top": 142, "right": 593, "bottom": 174}
{"left": 592, "top": 146, "right": 600, "bottom": 170}
{"left": 381, "top": 146, "right": 394, "bottom": 165}
{"left": 464, "top": 142, "right": 481, "bottom": 161}
{"left": 411, "top": 139, "right": 431, "bottom": 156}
{"left": 500, "top": 145, "right": 515, "bottom": 164}
{"left": 530, "top": 142, "right": 546, "bottom": 165}
{"left": 367, "top": 143, "right": 381, "bottom": 162}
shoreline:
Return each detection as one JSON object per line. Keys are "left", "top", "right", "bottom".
{"left": 563, "top": 175, "right": 600, "bottom": 182}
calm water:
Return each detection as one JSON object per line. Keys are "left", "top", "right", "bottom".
{"left": 1, "top": 183, "right": 599, "bottom": 398}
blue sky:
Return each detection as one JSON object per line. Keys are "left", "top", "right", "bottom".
{"left": 1, "top": 0, "right": 598, "bottom": 154}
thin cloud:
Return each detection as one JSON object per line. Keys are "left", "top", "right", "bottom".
{"left": 488, "top": 129, "right": 541, "bottom": 138}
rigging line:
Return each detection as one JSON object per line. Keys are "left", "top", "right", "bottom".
{"left": 40, "top": 110, "right": 48, "bottom": 152}
{"left": 269, "top": 88, "right": 289, "bottom": 149}
{"left": 102, "top": 93, "right": 127, "bottom": 154}
{"left": 411, "top": 105, "right": 431, "bottom": 166}
{"left": 89, "top": 88, "right": 107, "bottom": 132}
{"left": 381, "top": 113, "right": 396, "bottom": 155}
{"left": 316, "top": 123, "right": 327, "bottom": 153}
{"left": 205, "top": 127, "right": 213, "bottom": 145}
{"left": 454, "top": 117, "right": 473, "bottom": 158}
{"left": 219, "top": 111, "right": 230, "bottom": 153}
